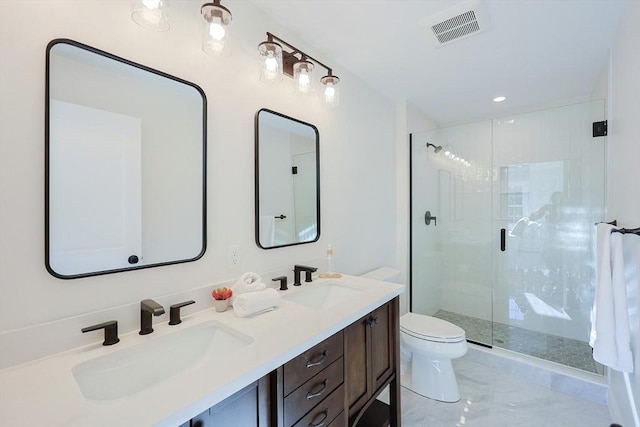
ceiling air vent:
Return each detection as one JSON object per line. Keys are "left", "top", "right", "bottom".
{"left": 420, "top": 0, "right": 491, "bottom": 46}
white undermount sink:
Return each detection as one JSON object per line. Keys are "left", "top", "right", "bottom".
{"left": 283, "top": 281, "right": 364, "bottom": 310}
{"left": 72, "top": 320, "right": 252, "bottom": 401}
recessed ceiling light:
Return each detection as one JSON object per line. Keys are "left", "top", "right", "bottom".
{"left": 493, "top": 96, "right": 506, "bottom": 103}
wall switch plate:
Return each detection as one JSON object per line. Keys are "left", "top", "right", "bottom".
{"left": 227, "top": 245, "right": 241, "bottom": 268}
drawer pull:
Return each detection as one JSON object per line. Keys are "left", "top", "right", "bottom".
{"left": 308, "top": 408, "right": 329, "bottom": 427}
{"left": 306, "top": 379, "right": 328, "bottom": 400}
{"left": 306, "top": 350, "right": 328, "bottom": 368}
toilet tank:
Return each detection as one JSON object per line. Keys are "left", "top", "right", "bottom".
{"left": 360, "top": 267, "right": 401, "bottom": 283}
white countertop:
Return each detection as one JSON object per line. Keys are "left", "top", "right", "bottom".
{"left": 0, "top": 275, "right": 403, "bottom": 427}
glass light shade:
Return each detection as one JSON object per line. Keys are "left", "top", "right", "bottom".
{"left": 258, "top": 41, "right": 283, "bottom": 83}
{"left": 131, "top": 0, "right": 169, "bottom": 31}
{"left": 201, "top": 2, "right": 232, "bottom": 55}
{"left": 293, "top": 60, "right": 315, "bottom": 95}
{"left": 320, "top": 75, "right": 340, "bottom": 107}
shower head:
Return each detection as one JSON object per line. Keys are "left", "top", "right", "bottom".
{"left": 427, "top": 143, "right": 443, "bottom": 153}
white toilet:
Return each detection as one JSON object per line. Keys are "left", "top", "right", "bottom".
{"left": 400, "top": 312, "right": 467, "bottom": 402}
{"left": 359, "top": 268, "right": 467, "bottom": 403}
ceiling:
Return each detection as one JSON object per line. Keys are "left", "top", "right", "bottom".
{"left": 250, "top": 0, "right": 628, "bottom": 126}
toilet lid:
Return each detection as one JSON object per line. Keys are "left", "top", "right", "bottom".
{"left": 400, "top": 313, "right": 466, "bottom": 343}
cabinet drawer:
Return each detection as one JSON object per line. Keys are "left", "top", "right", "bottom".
{"left": 284, "top": 357, "right": 344, "bottom": 426}
{"left": 284, "top": 330, "right": 343, "bottom": 396}
{"left": 292, "top": 384, "right": 345, "bottom": 427}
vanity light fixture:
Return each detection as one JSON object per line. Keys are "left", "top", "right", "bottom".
{"left": 258, "top": 36, "right": 283, "bottom": 83}
{"left": 258, "top": 32, "right": 341, "bottom": 107}
{"left": 131, "top": 0, "right": 233, "bottom": 56}
{"left": 201, "top": 0, "right": 232, "bottom": 55}
{"left": 493, "top": 96, "right": 506, "bottom": 103}
{"left": 293, "top": 59, "right": 315, "bottom": 95}
{"left": 131, "top": 0, "right": 170, "bottom": 31}
{"left": 320, "top": 73, "right": 340, "bottom": 107}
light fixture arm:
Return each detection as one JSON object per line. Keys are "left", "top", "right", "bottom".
{"left": 266, "top": 32, "right": 334, "bottom": 78}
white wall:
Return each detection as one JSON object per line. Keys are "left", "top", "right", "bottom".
{"left": 607, "top": 1, "right": 640, "bottom": 425}
{"left": 0, "top": 0, "right": 397, "bottom": 347}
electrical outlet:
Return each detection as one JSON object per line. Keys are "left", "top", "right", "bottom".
{"left": 227, "top": 245, "right": 241, "bottom": 268}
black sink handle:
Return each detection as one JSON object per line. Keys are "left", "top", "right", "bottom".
{"left": 81, "top": 320, "right": 120, "bottom": 346}
{"left": 168, "top": 300, "right": 196, "bottom": 325}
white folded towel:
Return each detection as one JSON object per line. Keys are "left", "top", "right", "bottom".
{"left": 590, "top": 224, "right": 633, "bottom": 372}
{"left": 233, "top": 288, "right": 281, "bottom": 318}
{"left": 231, "top": 272, "right": 266, "bottom": 303}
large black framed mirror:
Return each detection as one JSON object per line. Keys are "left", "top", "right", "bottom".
{"left": 255, "top": 109, "right": 320, "bottom": 249}
{"left": 45, "top": 39, "right": 207, "bottom": 279}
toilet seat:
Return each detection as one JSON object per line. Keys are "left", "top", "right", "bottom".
{"left": 400, "top": 313, "right": 465, "bottom": 343}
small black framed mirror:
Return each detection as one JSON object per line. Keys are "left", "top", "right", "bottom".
{"left": 255, "top": 109, "right": 320, "bottom": 249}
{"left": 46, "top": 39, "right": 207, "bottom": 279}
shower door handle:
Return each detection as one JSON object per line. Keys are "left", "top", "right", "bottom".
{"left": 500, "top": 228, "right": 506, "bottom": 251}
{"left": 425, "top": 211, "right": 437, "bottom": 226}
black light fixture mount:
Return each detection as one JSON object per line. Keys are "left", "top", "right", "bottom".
{"left": 258, "top": 32, "right": 340, "bottom": 106}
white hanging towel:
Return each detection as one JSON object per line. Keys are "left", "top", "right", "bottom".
{"left": 589, "top": 224, "right": 633, "bottom": 372}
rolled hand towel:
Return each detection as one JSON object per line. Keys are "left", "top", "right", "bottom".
{"left": 231, "top": 272, "right": 266, "bottom": 303}
{"left": 233, "top": 288, "right": 281, "bottom": 318}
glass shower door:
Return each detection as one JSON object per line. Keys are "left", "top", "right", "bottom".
{"left": 410, "top": 121, "right": 493, "bottom": 347}
{"left": 492, "top": 100, "right": 606, "bottom": 373}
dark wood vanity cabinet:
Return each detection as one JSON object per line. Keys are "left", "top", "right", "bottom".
{"left": 182, "top": 297, "right": 400, "bottom": 427}
{"left": 273, "top": 297, "right": 401, "bottom": 427}
{"left": 344, "top": 298, "right": 400, "bottom": 427}
{"left": 272, "top": 330, "right": 346, "bottom": 427}
{"left": 180, "top": 377, "right": 270, "bottom": 427}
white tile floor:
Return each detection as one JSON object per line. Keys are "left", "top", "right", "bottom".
{"left": 400, "top": 355, "right": 612, "bottom": 427}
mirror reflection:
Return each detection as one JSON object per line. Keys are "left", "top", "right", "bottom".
{"left": 46, "top": 39, "right": 207, "bottom": 279}
{"left": 255, "top": 109, "right": 320, "bottom": 249}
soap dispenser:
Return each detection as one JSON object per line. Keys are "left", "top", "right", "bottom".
{"left": 319, "top": 244, "right": 342, "bottom": 278}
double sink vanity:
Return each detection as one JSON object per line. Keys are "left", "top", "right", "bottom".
{"left": 0, "top": 275, "right": 403, "bottom": 426}
{"left": 26, "top": 38, "right": 405, "bottom": 427}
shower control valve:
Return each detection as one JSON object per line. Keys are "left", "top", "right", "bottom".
{"left": 425, "top": 211, "right": 437, "bottom": 226}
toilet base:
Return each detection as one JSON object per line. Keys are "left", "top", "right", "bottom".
{"left": 402, "top": 352, "right": 461, "bottom": 402}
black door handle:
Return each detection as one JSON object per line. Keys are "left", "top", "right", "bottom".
{"left": 500, "top": 228, "right": 506, "bottom": 251}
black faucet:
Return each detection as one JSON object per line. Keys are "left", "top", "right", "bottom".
{"left": 139, "top": 299, "right": 165, "bottom": 335}
{"left": 293, "top": 265, "right": 318, "bottom": 286}
{"left": 81, "top": 320, "right": 120, "bottom": 346}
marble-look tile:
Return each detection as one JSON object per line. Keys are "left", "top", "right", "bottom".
{"left": 400, "top": 356, "right": 611, "bottom": 427}
{"left": 462, "top": 345, "right": 607, "bottom": 404}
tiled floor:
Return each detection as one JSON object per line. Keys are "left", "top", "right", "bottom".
{"left": 433, "top": 310, "right": 604, "bottom": 375}
{"left": 400, "top": 354, "right": 611, "bottom": 427}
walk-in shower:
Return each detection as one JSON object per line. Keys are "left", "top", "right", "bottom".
{"left": 410, "top": 100, "right": 606, "bottom": 374}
